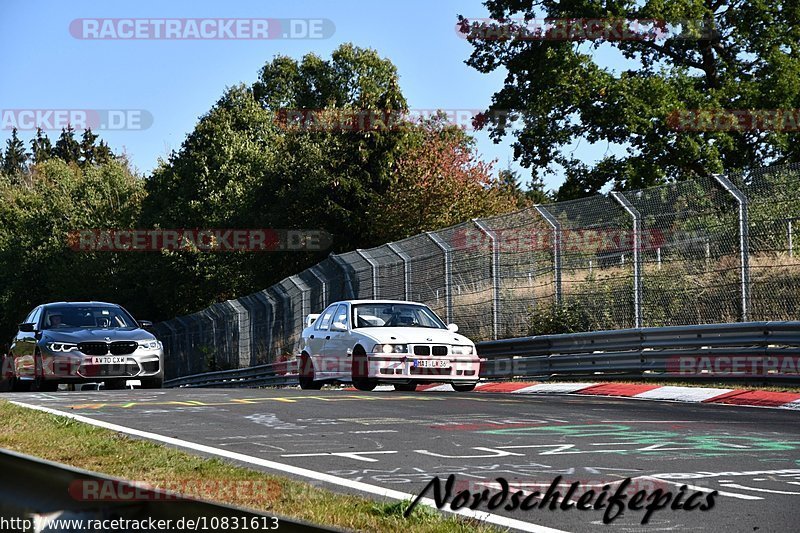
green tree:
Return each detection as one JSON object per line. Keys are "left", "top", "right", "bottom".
{"left": 79, "top": 128, "right": 99, "bottom": 167}
{"left": 460, "top": 1, "right": 800, "bottom": 200}
{"left": 30, "top": 128, "right": 53, "bottom": 164}
{"left": 2, "top": 128, "right": 28, "bottom": 176}
{"left": 53, "top": 125, "right": 81, "bottom": 163}
{"left": 0, "top": 158, "right": 146, "bottom": 339}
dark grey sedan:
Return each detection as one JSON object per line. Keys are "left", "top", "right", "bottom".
{"left": 1, "top": 302, "right": 164, "bottom": 392}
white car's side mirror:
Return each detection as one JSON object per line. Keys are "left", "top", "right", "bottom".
{"left": 447, "top": 323, "right": 459, "bottom": 332}
{"left": 331, "top": 321, "right": 348, "bottom": 332}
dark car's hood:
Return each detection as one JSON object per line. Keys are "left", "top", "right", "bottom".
{"left": 41, "top": 328, "right": 155, "bottom": 343}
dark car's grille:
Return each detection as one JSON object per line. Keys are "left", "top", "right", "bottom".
{"left": 410, "top": 366, "right": 452, "bottom": 376}
{"left": 432, "top": 345, "right": 448, "bottom": 356}
{"left": 78, "top": 342, "right": 110, "bottom": 355}
{"left": 110, "top": 342, "right": 137, "bottom": 355}
{"left": 78, "top": 341, "right": 138, "bottom": 356}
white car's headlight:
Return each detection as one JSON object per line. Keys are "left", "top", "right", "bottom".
{"left": 47, "top": 342, "right": 78, "bottom": 353}
{"left": 137, "top": 340, "right": 162, "bottom": 350}
{"left": 373, "top": 344, "right": 408, "bottom": 354}
{"left": 451, "top": 345, "right": 474, "bottom": 355}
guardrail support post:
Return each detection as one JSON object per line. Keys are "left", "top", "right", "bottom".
{"left": 533, "top": 205, "right": 562, "bottom": 306}
{"left": 288, "top": 275, "right": 310, "bottom": 324}
{"left": 387, "top": 243, "right": 411, "bottom": 301}
{"left": 611, "top": 191, "right": 643, "bottom": 328}
{"left": 712, "top": 174, "right": 751, "bottom": 321}
{"left": 355, "top": 249, "right": 379, "bottom": 299}
{"left": 473, "top": 219, "right": 500, "bottom": 340}
{"left": 427, "top": 231, "right": 453, "bottom": 324}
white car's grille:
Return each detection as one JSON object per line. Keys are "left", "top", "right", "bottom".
{"left": 413, "top": 345, "right": 449, "bottom": 356}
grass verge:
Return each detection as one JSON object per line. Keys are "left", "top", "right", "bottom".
{"left": 0, "top": 401, "right": 499, "bottom": 533}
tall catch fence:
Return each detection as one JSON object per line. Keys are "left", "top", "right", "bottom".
{"left": 153, "top": 163, "right": 800, "bottom": 379}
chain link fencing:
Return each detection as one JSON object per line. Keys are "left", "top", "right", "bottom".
{"left": 153, "top": 163, "right": 800, "bottom": 379}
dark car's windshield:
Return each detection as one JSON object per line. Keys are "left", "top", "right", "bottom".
{"left": 42, "top": 306, "right": 137, "bottom": 329}
{"left": 352, "top": 303, "right": 447, "bottom": 329}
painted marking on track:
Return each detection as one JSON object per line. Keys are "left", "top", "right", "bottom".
{"left": 281, "top": 451, "right": 398, "bottom": 463}
{"left": 11, "top": 401, "right": 566, "bottom": 533}
{"left": 638, "top": 476, "right": 763, "bottom": 500}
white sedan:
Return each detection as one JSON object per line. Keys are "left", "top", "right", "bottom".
{"left": 297, "top": 300, "right": 480, "bottom": 392}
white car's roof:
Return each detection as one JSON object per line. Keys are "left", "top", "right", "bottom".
{"left": 329, "top": 300, "right": 426, "bottom": 306}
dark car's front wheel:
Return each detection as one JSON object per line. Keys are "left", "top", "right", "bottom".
{"left": 31, "top": 353, "right": 58, "bottom": 392}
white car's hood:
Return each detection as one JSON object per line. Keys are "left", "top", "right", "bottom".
{"left": 356, "top": 327, "right": 473, "bottom": 346}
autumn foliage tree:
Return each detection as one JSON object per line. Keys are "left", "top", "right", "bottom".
{"left": 372, "top": 117, "right": 517, "bottom": 241}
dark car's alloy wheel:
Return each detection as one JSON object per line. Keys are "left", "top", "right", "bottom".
{"left": 31, "top": 353, "right": 58, "bottom": 392}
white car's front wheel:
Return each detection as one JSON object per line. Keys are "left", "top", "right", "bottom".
{"left": 452, "top": 382, "right": 477, "bottom": 392}
{"left": 351, "top": 347, "right": 377, "bottom": 391}
{"left": 299, "top": 353, "right": 323, "bottom": 390}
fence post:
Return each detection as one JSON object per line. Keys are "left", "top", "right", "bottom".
{"left": 712, "top": 174, "right": 750, "bottom": 321}
{"left": 226, "top": 299, "right": 251, "bottom": 368}
{"left": 308, "top": 265, "right": 328, "bottom": 308}
{"left": 533, "top": 205, "right": 562, "bottom": 306}
{"left": 355, "top": 249, "right": 378, "bottom": 299}
{"left": 427, "top": 231, "right": 452, "bottom": 324}
{"left": 330, "top": 253, "right": 355, "bottom": 299}
{"left": 473, "top": 219, "right": 500, "bottom": 340}
{"left": 789, "top": 219, "right": 794, "bottom": 258}
{"left": 611, "top": 191, "right": 643, "bottom": 328}
{"left": 387, "top": 243, "right": 411, "bottom": 301}
{"left": 288, "top": 275, "right": 310, "bottom": 323}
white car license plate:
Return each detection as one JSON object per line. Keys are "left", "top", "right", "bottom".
{"left": 414, "top": 359, "right": 448, "bottom": 368}
{"left": 92, "top": 356, "right": 126, "bottom": 365}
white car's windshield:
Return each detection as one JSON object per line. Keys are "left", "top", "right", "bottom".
{"left": 352, "top": 303, "right": 446, "bottom": 329}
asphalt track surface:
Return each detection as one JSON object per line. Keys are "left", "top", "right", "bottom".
{"left": 8, "top": 388, "right": 800, "bottom": 533}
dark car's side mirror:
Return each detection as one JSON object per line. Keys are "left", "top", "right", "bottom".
{"left": 18, "top": 323, "right": 36, "bottom": 333}
{"left": 139, "top": 320, "right": 154, "bottom": 330}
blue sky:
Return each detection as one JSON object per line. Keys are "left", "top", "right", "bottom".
{"left": 0, "top": 0, "right": 625, "bottom": 193}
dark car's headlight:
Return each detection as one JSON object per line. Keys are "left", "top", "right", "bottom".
{"left": 137, "top": 340, "right": 162, "bottom": 350}
{"left": 47, "top": 342, "right": 79, "bottom": 353}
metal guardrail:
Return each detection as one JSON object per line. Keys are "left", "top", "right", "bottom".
{"left": 164, "top": 322, "right": 800, "bottom": 388}
{"left": 165, "top": 360, "right": 298, "bottom": 388}
{"left": 0, "top": 448, "right": 335, "bottom": 532}
{"left": 477, "top": 321, "right": 800, "bottom": 381}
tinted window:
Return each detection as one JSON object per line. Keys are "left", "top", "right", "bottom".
{"left": 28, "top": 307, "right": 42, "bottom": 328}
{"left": 333, "top": 304, "right": 349, "bottom": 329}
{"left": 42, "top": 305, "right": 136, "bottom": 329}
{"left": 315, "top": 305, "right": 337, "bottom": 331}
